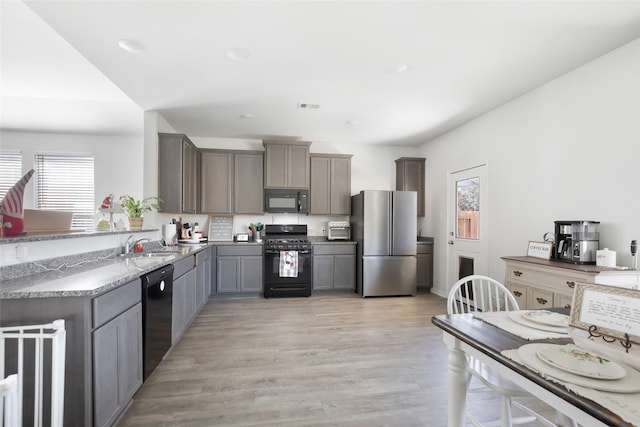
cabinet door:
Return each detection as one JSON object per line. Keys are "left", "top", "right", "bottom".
{"left": 312, "top": 255, "right": 334, "bottom": 289}
{"left": 333, "top": 254, "right": 356, "bottom": 289}
{"left": 235, "top": 153, "right": 264, "bottom": 213}
{"left": 264, "top": 143, "right": 288, "bottom": 188}
{"left": 93, "top": 303, "right": 142, "bottom": 427}
{"left": 395, "top": 158, "right": 425, "bottom": 217}
{"left": 184, "top": 269, "right": 197, "bottom": 322}
{"left": 217, "top": 257, "right": 240, "bottom": 292}
{"left": 554, "top": 292, "right": 574, "bottom": 310}
{"left": 240, "top": 256, "right": 263, "bottom": 291}
{"left": 330, "top": 157, "right": 351, "bottom": 215}
{"left": 172, "top": 275, "right": 186, "bottom": 344}
{"left": 201, "top": 151, "right": 233, "bottom": 213}
{"left": 310, "top": 156, "right": 331, "bottom": 215}
{"left": 158, "top": 133, "right": 185, "bottom": 213}
{"left": 288, "top": 144, "right": 310, "bottom": 188}
{"left": 182, "top": 140, "right": 198, "bottom": 214}
{"left": 528, "top": 286, "right": 554, "bottom": 310}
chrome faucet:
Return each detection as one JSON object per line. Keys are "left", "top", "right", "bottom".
{"left": 123, "top": 235, "right": 152, "bottom": 254}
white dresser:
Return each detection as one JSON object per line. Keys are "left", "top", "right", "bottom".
{"left": 502, "top": 256, "right": 640, "bottom": 310}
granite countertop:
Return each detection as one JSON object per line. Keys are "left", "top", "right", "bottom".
{"left": 308, "top": 236, "right": 356, "bottom": 244}
{"left": 0, "top": 244, "right": 208, "bottom": 299}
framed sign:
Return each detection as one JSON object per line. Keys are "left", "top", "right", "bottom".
{"left": 526, "top": 241, "right": 553, "bottom": 259}
{"left": 570, "top": 283, "right": 640, "bottom": 345}
{"left": 208, "top": 215, "right": 234, "bottom": 242}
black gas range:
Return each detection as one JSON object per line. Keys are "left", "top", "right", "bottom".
{"left": 263, "top": 224, "right": 312, "bottom": 298}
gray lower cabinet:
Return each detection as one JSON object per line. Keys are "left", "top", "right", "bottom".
{"left": 312, "top": 243, "right": 356, "bottom": 290}
{"left": 172, "top": 255, "right": 197, "bottom": 345}
{"left": 93, "top": 302, "right": 143, "bottom": 427}
{"left": 417, "top": 242, "right": 433, "bottom": 289}
{"left": 216, "top": 245, "right": 263, "bottom": 293}
{"left": 195, "top": 247, "right": 211, "bottom": 310}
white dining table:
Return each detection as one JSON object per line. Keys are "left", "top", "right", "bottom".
{"left": 432, "top": 312, "right": 633, "bottom": 427}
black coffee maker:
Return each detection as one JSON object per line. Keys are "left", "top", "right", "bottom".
{"left": 553, "top": 220, "right": 600, "bottom": 264}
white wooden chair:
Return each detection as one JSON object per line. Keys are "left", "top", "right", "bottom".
{"left": 0, "top": 374, "right": 19, "bottom": 427}
{"left": 447, "top": 275, "right": 556, "bottom": 427}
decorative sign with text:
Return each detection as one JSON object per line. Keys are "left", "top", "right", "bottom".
{"left": 208, "top": 215, "right": 234, "bottom": 242}
{"left": 570, "top": 283, "right": 640, "bottom": 345}
{"left": 526, "top": 241, "right": 553, "bottom": 260}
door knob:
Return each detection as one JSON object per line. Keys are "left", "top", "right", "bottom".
{"left": 448, "top": 240, "right": 454, "bottom": 245}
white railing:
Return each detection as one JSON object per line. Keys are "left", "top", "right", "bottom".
{"left": 0, "top": 319, "right": 66, "bottom": 427}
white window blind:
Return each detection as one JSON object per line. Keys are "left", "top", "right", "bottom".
{"left": 34, "top": 154, "right": 95, "bottom": 229}
{"left": 0, "top": 150, "right": 23, "bottom": 200}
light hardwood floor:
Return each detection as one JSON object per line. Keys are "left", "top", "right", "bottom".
{"left": 118, "top": 291, "right": 551, "bottom": 426}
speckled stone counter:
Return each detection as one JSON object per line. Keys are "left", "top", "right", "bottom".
{"left": 308, "top": 236, "right": 356, "bottom": 244}
{"left": 0, "top": 243, "right": 208, "bottom": 299}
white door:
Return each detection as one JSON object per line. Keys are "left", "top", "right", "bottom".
{"left": 446, "top": 164, "right": 488, "bottom": 293}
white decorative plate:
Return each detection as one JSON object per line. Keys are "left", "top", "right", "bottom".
{"left": 568, "top": 327, "right": 640, "bottom": 371}
{"left": 508, "top": 311, "right": 568, "bottom": 334}
{"left": 521, "top": 310, "right": 570, "bottom": 327}
{"left": 536, "top": 345, "right": 626, "bottom": 380}
{"left": 517, "top": 344, "right": 640, "bottom": 393}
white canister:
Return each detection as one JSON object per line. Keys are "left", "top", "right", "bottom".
{"left": 162, "top": 223, "right": 178, "bottom": 245}
{"left": 596, "top": 248, "right": 616, "bottom": 267}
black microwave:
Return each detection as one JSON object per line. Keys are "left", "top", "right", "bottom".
{"left": 264, "top": 189, "right": 309, "bottom": 214}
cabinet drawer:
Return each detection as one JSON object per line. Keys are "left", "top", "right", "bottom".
{"left": 313, "top": 244, "right": 356, "bottom": 256}
{"left": 528, "top": 287, "right": 554, "bottom": 310}
{"left": 217, "top": 245, "right": 262, "bottom": 257}
{"left": 195, "top": 247, "right": 210, "bottom": 265}
{"left": 93, "top": 279, "right": 141, "bottom": 329}
{"left": 173, "top": 255, "right": 195, "bottom": 279}
{"left": 507, "top": 265, "right": 583, "bottom": 294}
{"left": 506, "top": 281, "right": 527, "bottom": 309}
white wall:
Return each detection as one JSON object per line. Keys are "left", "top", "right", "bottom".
{"left": 0, "top": 130, "right": 144, "bottom": 213}
{"left": 420, "top": 38, "right": 640, "bottom": 297}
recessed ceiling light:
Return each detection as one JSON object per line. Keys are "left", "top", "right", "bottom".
{"left": 239, "top": 113, "right": 255, "bottom": 119}
{"left": 226, "top": 48, "right": 250, "bottom": 61}
{"left": 345, "top": 120, "right": 360, "bottom": 126}
{"left": 297, "top": 103, "right": 320, "bottom": 110}
{"left": 394, "top": 64, "right": 408, "bottom": 73}
{"left": 118, "top": 39, "right": 145, "bottom": 53}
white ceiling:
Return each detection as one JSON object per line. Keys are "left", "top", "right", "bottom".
{"left": 2, "top": 1, "right": 640, "bottom": 146}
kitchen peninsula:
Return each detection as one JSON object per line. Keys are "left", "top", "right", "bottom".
{"left": 0, "top": 229, "right": 210, "bottom": 426}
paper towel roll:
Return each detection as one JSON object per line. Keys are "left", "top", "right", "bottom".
{"left": 596, "top": 248, "right": 616, "bottom": 267}
{"left": 163, "top": 223, "right": 177, "bottom": 245}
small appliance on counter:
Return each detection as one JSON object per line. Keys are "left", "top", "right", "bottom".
{"left": 327, "top": 221, "right": 351, "bottom": 240}
{"left": 553, "top": 220, "right": 600, "bottom": 264}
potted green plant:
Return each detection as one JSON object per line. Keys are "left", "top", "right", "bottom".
{"left": 119, "top": 195, "right": 162, "bottom": 230}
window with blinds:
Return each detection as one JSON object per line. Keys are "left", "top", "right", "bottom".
{"left": 34, "top": 154, "right": 95, "bottom": 229}
{"left": 0, "top": 150, "right": 23, "bottom": 200}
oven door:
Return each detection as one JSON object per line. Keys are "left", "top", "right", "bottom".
{"left": 264, "top": 248, "right": 312, "bottom": 285}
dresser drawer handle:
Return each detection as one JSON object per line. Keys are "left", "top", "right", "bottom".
{"left": 566, "top": 281, "right": 576, "bottom": 288}
{"left": 513, "top": 290, "right": 523, "bottom": 297}
{"left": 564, "top": 304, "right": 572, "bottom": 309}
{"left": 513, "top": 270, "right": 523, "bottom": 277}
{"left": 536, "top": 297, "right": 548, "bottom": 305}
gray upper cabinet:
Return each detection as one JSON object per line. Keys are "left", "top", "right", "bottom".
{"left": 158, "top": 133, "right": 198, "bottom": 214}
{"left": 263, "top": 140, "right": 311, "bottom": 189}
{"left": 200, "top": 150, "right": 263, "bottom": 214}
{"left": 395, "top": 157, "right": 425, "bottom": 217}
{"left": 234, "top": 152, "right": 264, "bottom": 213}
{"left": 201, "top": 151, "right": 233, "bottom": 213}
{"left": 310, "top": 154, "right": 352, "bottom": 215}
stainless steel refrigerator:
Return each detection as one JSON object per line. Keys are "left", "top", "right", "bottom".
{"left": 351, "top": 190, "right": 417, "bottom": 297}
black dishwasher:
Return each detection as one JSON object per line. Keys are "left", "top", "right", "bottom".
{"left": 141, "top": 264, "right": 174, "bottom": 380}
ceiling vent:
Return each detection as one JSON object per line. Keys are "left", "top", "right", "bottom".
{"left": 297, "top": 103, "right": 320, "bottom": 110}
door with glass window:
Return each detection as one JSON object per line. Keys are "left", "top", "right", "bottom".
{"left": 446, "top": 164, "right": 488, "bottom": 293}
